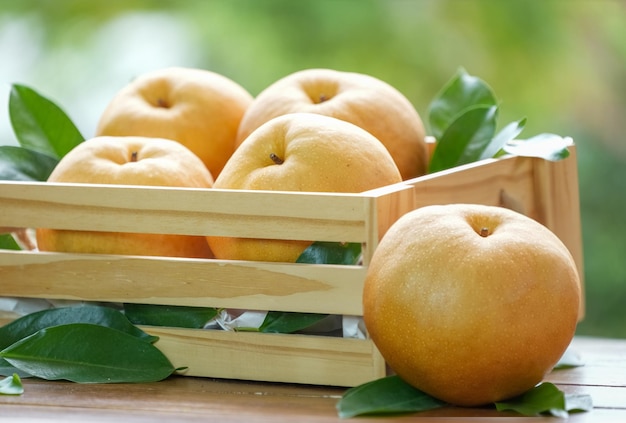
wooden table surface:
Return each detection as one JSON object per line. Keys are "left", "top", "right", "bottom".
{"left": 0, "top": 336, "right": 624, "bottom": 422}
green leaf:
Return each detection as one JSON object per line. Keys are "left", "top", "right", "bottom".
{"left": 0, "top": 374, "right": 23, "bottom": 395}
{"left": 427, "top": 67, "right": 497, "bottom": 140}
{"left": 565, "top": 393, "right": 593, "bottom": 414}
{"left": 124, "top": 304, "right": 219, "bottom": 329}
{"left": 502, "top": 133, "right": 571, "bottom": 161}
{"left": 337, "top": 375, "right": 446, "bottom": 418}
{"left": 296, "top": 242, "right": 361, "bottom": 265}
{"left": 553, "top": 347, "right": 585, "bottom": 370}
{"left": 258, "top": 312, "right": 329, "bottom": 334}
{"left": 0, "top": 145, "right": 59, "bottom": 181}
{"left": 0, "top": 323, "right": 175, "bottom": 383}
{"left": 0, "top": 305, "right": 157, "bottom": 351}
{"left": 0, "top": 361, "right": 32, "bottom": 378}
{"left": 495, "top": 382, "right": 568, "bottom": 417}
{"left": 9, "top": 84, "right": 84, "bottom": 159}
{"left": 0, "top": 233, "right": 21, "bottom": 250}
{"left": 429, "top": 105, "right": 498, "bottom": 173}
{"left": 480, "top": 118, "right": 526, "bottom": 160}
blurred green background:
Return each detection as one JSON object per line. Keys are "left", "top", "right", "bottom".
{"left": 1, "top": 0, "right": 624, "bottom": 338}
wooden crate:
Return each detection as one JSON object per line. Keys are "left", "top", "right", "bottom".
{"left": 0, "top": 144, "right": 583, "bottom": 387}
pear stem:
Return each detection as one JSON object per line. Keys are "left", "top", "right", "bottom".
{"left": 269, "top": 153, "right": 284, "bottom": 165}
{"left": 479, "top": 227, "right": 490, "bottom": 237}
{"left": 130, "top": 151, "right": 138, "bottom": 162}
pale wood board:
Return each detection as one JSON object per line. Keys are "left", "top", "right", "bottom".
{"left": 144, "top": 326, "right": 385, "bottom": 386}
{"left": 0, "top": 250, "right": 366, "bottom": 315}
{"left": 0, "top": 181, "right": 399, "bottom": 242}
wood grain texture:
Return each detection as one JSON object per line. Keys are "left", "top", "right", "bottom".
{"left": 0, "top": 337, "right": 623, "bottom": 422}
{"left": 0, "top": 181, "right": 386, "bottom": 242}
{"left": 362, "top": 182, "right": 415, "bottom": 264}
{"left": 0, "top": 250, "right": 366, "bottom": 315}
{"left": 145, "top": 326, "right": 385, "bottom": 386}
{"left": 532, "top": 146, "right": 585, "bottom": 315}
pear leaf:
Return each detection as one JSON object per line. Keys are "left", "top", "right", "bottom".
{"left": 9, "top": 84, "right": 84, "bottom": 159}
{"left": 124, "top": 304, "right": 219, "bottom": 329}
{"left": 296, "top": 241, "right": 361, "bottom": 265}
{"left": 0, "top": 305, "right": 157, "bottom": 351}
{"left": 0, "top": 233, "right": 22, "bottom": 250}
{"left": 429, "top": 105, "right": 498, "bottom": 173}
{"left": 0, "top": 145, "right": 58, "bottom": 181}
{"left": 258, "top": 312, "right": 330, "bottom": 334}
{"left": 495, "top": 382, "right": 591, "bottom": 417}
{"left": 553, "top": 347, "right": 585, "bottom": 370}
{"left": 565, "top": 393, "right": 594, "bottom": 414}
{"left": 427, "top": 67, "right": 497, "bottom": 140}
{"left": 0, "top": 323, "right": 175, "bottom": 383}
{"left": 337, "top": 375, "right": 445, "bottom": 418}
{"left": 0, "top": 373, "right": 23, "bottom": 395}
{"left": 502, "top": 133, "right": 571, "bottom": 161}
{"left": 0, "top": 360, "right": 31, "bottom": 378}
{"left": 481, "top": 118, "right": 526, "bottom": 160}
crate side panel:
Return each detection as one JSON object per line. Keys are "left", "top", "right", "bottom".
{"left": 0, "top": 182, "right": 370, "bottom": 241}
{"left": 144, "top": 327, "right": 385, "bottom": 387}
{"left": 407, "top": 155, "right": 538, "bottom": 217}
{"left": 531, "top": 148, "right": 584, "bottom": 279}
{"left": 0, "top": 182, "right": 370, "bottom": 219}
{"left": 531, "top": 147, "right": 585, "bottom": 317}
{"left": 0, "top": 251, "right": 366, "bottom": 315}
{"left": 361, "top": 183, "right": 416, "bottom": 265}
{"left": 373, "top": 184, "right": 416, "bottom": 239}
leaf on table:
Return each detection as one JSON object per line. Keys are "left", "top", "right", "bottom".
{"left": 0, "top": 305, "right": 157, "bottom": 351}
{"left": 553, "top": 347, "right": 585, "bottom": 370}
{"left": 296, "top": 241, "right": 361, "bottom": 265}
{"left": 9, "top": 83, "right": 84, "bottom": 159}
{"left": 124, "top": 304, "right": 219, "bottom": 329}
{"left": 0, "top": 373, "right": 23, "bottom": 395}
{"left": 0, "top": 323, "right": 175, "bottom": 383}
{"left": 336, "top": 375, "right": 446, "bottom": 418}
{"left": 428, "top": 105, "right": 498, "bottom": 173}
{"left": 0, "top": 145, "right": 59, "bottom": 181}
{"left": 565, "top": 393, "right": 593, "bottom": 414}
{"left": 502, "top": 133, "right": 571, "bottom": 161}
{"left": 427, "top": 67, "right": 497, "bottom": 140}
{"left": 0, "top": 233, "right": 21, "bottom": 250}
{"left": 0, "top": 359, "right": 32, "bottom": 378}
{"left": 494, "top": 382, "right": 590, "bottom": 417}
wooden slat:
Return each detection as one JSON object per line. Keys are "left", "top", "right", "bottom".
{"left": 0, "top": 182, "right": 380, "bottom": 242}
{"left": 406, "top": 154, "right": 537, "bottom": 215}
{"left": 0, "top": 250, "right": 366, "bottom": 315}
{"left": 144, "top": 327, "right": 384, "bottom": 387}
